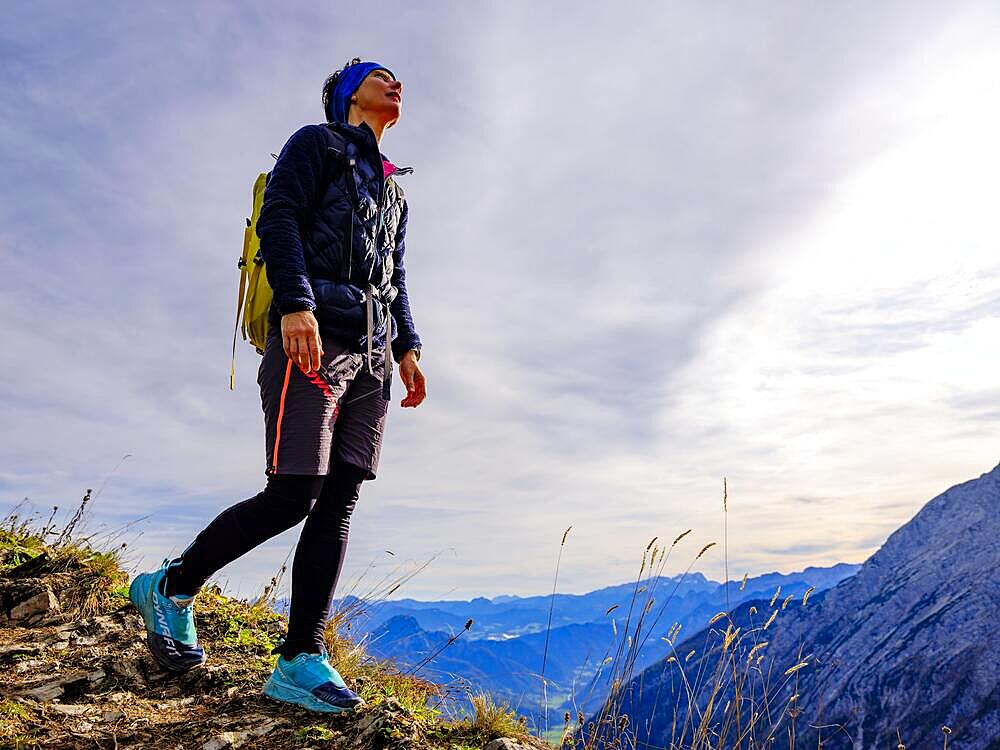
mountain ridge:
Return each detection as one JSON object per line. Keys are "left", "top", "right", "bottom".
{"left": 588, "top": 462, "right": 1000, "bottom": 750}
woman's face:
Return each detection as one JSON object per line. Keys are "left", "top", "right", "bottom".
{"left": 352, "top": 68, "right": 403, "bottom": 126}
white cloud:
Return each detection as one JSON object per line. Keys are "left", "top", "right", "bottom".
{"left": 2, "top": 2, "right": 998, "bottom": 601}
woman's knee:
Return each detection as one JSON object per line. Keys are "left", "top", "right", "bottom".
{"left": 312, "top": 461, "right": 367, "bottom": 520}
{"left": 263, "top": 473, "right": 326, "bottom": 524}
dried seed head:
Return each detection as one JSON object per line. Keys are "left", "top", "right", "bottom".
{"left": 672, "top": 529, "right": 692, "bottom": 546}
{"left": 723, "top": 625, "right": 741, "bottom": 648}
{"left": 746, "top": 641, "right": 768, "bottom": 664}
{"left": 784, "top": 661, "right": 808, "bottom": 676}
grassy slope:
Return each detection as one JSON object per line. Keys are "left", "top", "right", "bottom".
{"left": 0, "top": 507, "right": 557, "bottom": 750}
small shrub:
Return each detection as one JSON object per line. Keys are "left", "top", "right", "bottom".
{"left": 468, "top": 690, "right": 530, "bottom": 742}
{"left": 0, "top": 698, "right": 39, "bottom": 745}
{"left": 295, "top": 724, "right": 335, "bottom": 742}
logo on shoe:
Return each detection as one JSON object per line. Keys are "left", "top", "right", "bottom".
{"left": 153, "top": 596, "right": 182, "bottom": 656}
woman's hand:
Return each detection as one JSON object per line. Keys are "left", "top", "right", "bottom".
{"left": 281, "top": 310, "right": 324, "bottom": 374}
{"left": 399, "top": 350, "right": 426, "bottom": 407}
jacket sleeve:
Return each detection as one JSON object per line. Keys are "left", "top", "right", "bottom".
{"left": 256, "top": 124, "right": 327, "bottom": 315}
{"left": 390, "top": 198, "right": 423, "bottom": 363}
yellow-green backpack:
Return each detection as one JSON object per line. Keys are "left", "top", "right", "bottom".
{"left": 229, "top": 171, "right": 271, "bottom": 390}
{"left": 229, "top": 125, "right": 357, "bottom": 389}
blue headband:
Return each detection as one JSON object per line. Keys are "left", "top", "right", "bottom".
{"left": 328, "top": 61, "right": 395, "bottom": 123}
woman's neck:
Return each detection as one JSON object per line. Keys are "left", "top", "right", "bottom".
{"left": 347, "top": 111, "right": 389, "bottom": 145}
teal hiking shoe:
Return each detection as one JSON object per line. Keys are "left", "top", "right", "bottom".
{"left": 128, "top": 558, "right": 206, "bottom": 673}
{"left": 263, "top": 651, "right": 365, "bottom": 713}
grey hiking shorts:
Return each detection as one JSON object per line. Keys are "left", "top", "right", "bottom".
{"left": 258, "top": 330, "right": 389, "bottom": 480}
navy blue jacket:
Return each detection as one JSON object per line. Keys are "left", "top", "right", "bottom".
{"left": 256, "top": 120, "right": 422, "bottom": 363}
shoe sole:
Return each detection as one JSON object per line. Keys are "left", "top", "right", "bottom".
{"left": 129, "top": 572, "right": 206, "bottom": 674}
{"left": 262, "top": 673, "right": 363, "bottom": 714}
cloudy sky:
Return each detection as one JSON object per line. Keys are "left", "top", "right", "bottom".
{"left": 2, "top": 2, "right": 998, "bottom": 601}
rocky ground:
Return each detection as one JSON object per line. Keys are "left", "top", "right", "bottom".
{"left": 0, "top": 523, "right": 562, "bottom": 750}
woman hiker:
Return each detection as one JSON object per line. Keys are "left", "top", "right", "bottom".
{"left": 128, "top": 57, "right": 427, "bottom": 713}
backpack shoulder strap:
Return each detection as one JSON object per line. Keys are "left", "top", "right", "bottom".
{"left": 317, "top": 123, "right": 360, "bottom": 280}
{"left": 320, "top": 122, "right": 359, "bottom": 203}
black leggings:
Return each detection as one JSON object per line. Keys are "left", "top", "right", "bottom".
{"left": 163, "top": 460, "right": 367, "bottom": 659}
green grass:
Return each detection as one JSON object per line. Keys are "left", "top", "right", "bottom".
{"left": 0, "top": 698, "right": 40, "bottom": 747}
{"left": 195, "top": 584, "right": 285, "bottom": 656}
{"left": 294, "top": 724, "right": 336, "bottom": 743}
{"left": 0, "top": 528, "right": 46, "bottom": 573}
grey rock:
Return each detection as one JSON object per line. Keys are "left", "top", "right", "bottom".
{"left": 486, "top": 739, "right": 535, "bottom": 750}
{"left": 49, "top": 703, "right": 91, "bottom": 716}
{"left": 109, "top": 657, "right": 142, "bottom": 681}
{"left": 0, "top": 643, "right": 43, "bottom": 659}
{"left": 71, "top": 634, "right": 103, "bottom": 646}
{"left": 155, "top": 696, "right": 196, "bottom": 710}
{"left": 9, "top": 588, "right": 60, "bottom": 622}
{"left": 201, "top": 733, "right": 239, "bottom": 750}
{"left": 200, "top": 718, "right": 287, "bottom": 749}
{"left": 43, "top": 627, "right": 77, "bottom": 644}
{"left": 14, "top": 658, "right": 47, "bottom": 674}
{"left": 349, "top": 697, "right": 419, "bottom": 749}
{"left": 22, "top": 669, "right": 90, "bottom": 701}
{"left": 25, "top": 681, "right": 67, "bottom": 701}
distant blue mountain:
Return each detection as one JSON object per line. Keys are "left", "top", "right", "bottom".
{"left": 321, "top": 565, "right": 855, "bottom": 640}
{"left": 316, "top": 563, "right": 859, "bottom": 723}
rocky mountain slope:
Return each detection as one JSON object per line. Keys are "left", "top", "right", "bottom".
{"left": 584, "top": 462, "right": 1000, "bottom": 749}
{"left": 0, "top": 513, "right": 557, "bottom": 750}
